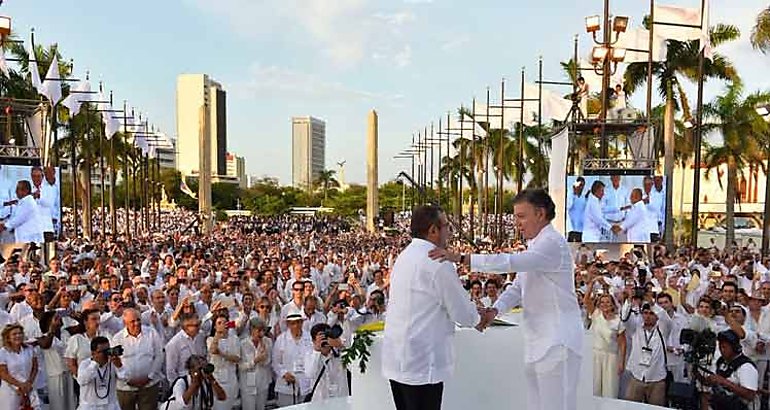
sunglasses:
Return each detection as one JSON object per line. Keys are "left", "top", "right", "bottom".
{"left": 258, "top": 305, "right": 270, "bottom": 309}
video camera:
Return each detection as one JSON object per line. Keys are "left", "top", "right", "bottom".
{"left": 679, "top": 328, "right": 717, "bottom": 366}
{"left": 102, "top": 345, "right": 124, "bottom": 357}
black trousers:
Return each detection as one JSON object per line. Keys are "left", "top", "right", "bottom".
{"left": 389, "top": 380, "right": 443, "bottom": 410}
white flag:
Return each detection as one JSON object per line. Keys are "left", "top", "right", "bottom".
{"left": 0, "top": 50, "right": 9, "bottom": 78}
{"left": 102, "top": 111, "right": 120, "bottom": 140}
{"left": 654, "top": 2, "right": 712, "bottom": 58}
{"left": 41, "top": 54, "right": 62, "bottom": 106}
{"left": 616, "top": 28, "right": 668, "bottom": 63}
{"left": 28, "top": 45, "right": 42, "bottom": 93}
{"left": 462, "top": 114, "right": 488, "bottom": 138}
{"left": 547, "top": 127, "right": 569, "bottom": 236}
{"left": 62, "top": 79, "right": 91, "bottom": 117}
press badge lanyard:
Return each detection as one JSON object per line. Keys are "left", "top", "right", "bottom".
{"left": 640, "top": 327, "right": 657, "bottom": 368}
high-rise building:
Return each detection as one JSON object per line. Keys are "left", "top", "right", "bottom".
{"left": 292, "top": 116, "right": 326, "bottom": 190}
{"left": 226, "top": 152, "right": 247, "bottom": 188}
{"left": 155, "top": 135, "right": 177, "bottom": 170}
{"left": 176, "top": 74, "right": 227, "bottom": 178}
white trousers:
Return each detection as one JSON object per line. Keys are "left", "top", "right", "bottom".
{"left": 240, "top": 387, "right": 269, "bottom": 410}
{"left": 212, "top": 380, "right": 238, "bottom": 410}
{"left": 592, "top": 350, "right": 619, "bottom": 398}
{"left": 47, "top": 372, "right": 75, "bottom": 410}
{"left": 525, "top": 345, "right": 582, "bottom": 410}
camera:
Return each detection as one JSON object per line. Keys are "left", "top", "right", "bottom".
{"left": 103, "top": 345, "right": 124, "bottom": 357}
{"left": 679, "top": 328, "right": 717, "bottom": 366}
{"left": 202, "top": 363, "right": 215, "bottom": 375}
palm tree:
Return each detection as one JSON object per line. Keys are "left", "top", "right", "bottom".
{"left": 315, "top": 169, "right": 339, "bottom": 203}
{"left": 624, "top": 23, "right": 740, "bottom": 245}
{"left": 752, "top": 6, "right": 770, "bottom": 53}
{"left": 702, "top": 82, "right": 770, "bottom": 249}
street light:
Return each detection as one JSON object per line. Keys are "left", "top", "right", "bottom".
{"left": 585, "top": 15, "right": 601, "bottom": 33}
{"left": 0, "top": 16, "right": 11, "bottom": 38}
{"left": 683, "top": 119, "right": 695, "bottom": 129}
{"left": 612, "top": 16, "right": 629, "bottom": 33}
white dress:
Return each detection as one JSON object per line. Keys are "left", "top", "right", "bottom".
{"left": 207, "top": 335, "right": 240, "bottom": 410}
{"left": 0, "top": 346, "right": 40, "bottom": 408}
{"left": 590, "top": 310, "right": 625, "bottom": 398}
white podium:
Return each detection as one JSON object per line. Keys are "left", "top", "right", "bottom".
{"left": 288, "top": 313, "right": 667, "bottom": 410}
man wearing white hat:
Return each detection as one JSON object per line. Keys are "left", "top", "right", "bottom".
{"left": 272, "top": 309, "right": 313, "bottom": 407}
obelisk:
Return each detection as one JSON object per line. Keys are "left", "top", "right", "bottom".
{"left": 366, "top": 110, "right": 379, "bottom": 233}
{"left": 198, "top": 104, "right": 213, "bottom": 234}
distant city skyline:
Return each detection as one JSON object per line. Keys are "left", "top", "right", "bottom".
{"left": 7, "top": 0, "right": 769, "bottom": 185}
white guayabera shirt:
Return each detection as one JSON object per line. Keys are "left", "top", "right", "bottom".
{"left": 470, "top": 223, "right": 584, "bottom": 364}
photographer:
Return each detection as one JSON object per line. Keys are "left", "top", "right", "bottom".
{"left": 350, "top": 290, "right": 386, "bottom": 331}
{"left": 165, "top": 355, "right": 226, "bottom": 410}
{"left": 304, "top": 323, "right": 349, "bottom": 402}
{"left": 76, "top": 336, "right": 121, "bottom": 409}
{"left": 623, "top": 302, "right": 672, "bottom": 406}
{"left": 699, "top": 330, "right": 758, "bottom": 410}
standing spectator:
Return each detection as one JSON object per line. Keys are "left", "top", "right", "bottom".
{"left": 76, "top": 336, "right": 121, "bottom": 410}
{"left": 239, "top": 319, "right": 273, "bottom": 410}
{"left": 566, "top": 177, "right": 587, "bottom": 242}
{"left": 164, "top": 355, "right": 226, "bottom": 410}
{"left": 111, "top": 308, "right": 164, "bottom": 410}
{"left": 0, "top": 324, "right": 39, "bottom": 408}
{"left": 272, "top": 311, "right": 312, "bottom": 407}
{"left": 165, "top": 314, "right": 207, "bottom": 385}
{"left": 583, "top": 280, "right": 626, "bottom": 398}
{"left": 207, "top": 315, "right": 240, "bottom": 410}
{"left": 623, "top": 302, "right": 671, "bottom": 406}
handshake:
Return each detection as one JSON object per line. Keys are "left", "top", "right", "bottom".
{"left": 475, "top": 307, "right": 498, "bottom": 332}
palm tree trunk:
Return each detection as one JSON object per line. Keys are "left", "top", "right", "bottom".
{"left": 78, "top": 160, "right": 93, "bottom": 239}
{"left": 663, "top": 91, "right": 676, "bottom": 247}
{"left": 726, "top": 157, "right": 737, "bottom": 250}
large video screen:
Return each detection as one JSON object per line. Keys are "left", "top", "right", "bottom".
{"left": 565, "top": 175, "right": 667, "bottom": 243}
{"left": 0, "top": 165, "right": 61, "bottom": 244}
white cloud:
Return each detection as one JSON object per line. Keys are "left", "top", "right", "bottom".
{"left": 233, "top": 64, "right": 404, "bottom": 103}
{"left": 186, "top": 0, "right": 416, "bottom": 69}
{"left": 440, "top": 35, "right": 470, "bottom": 52}
{"left": 394, "top": 45, "right": 412, "bottom": 68}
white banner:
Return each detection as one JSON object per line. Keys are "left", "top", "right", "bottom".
{"left": 547, "top": 127, "right": 569, "bottom": 236}
{"left": 616, "top": 28, "right": 668, "bottom": 63}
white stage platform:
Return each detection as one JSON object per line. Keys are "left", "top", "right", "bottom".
{"left": 288, "top": 313, "right": 667, "bottom": 410}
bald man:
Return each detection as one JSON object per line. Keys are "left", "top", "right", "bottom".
{"left": 111, "top": 308, "right": 165, "bottom": 410}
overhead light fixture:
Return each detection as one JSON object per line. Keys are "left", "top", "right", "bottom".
{"left": 591, "top": 46, "right": 609, "bottom": 64}
{"left": 610, "top": 47, "right": 627, "bottom": 62}
{"left": 0, "top": 16, "right": 11, "bottom": 38}
{"left": 683, "top": 119, "right": 695, "bottom": 129}
{"left": 585, "top": 15, "right": 601, "bottom": 33}
{"left": 613, "top": 16, "right": 629, "bottom": 33}
{"left": 756, "top": 106, "right": 770, "bottom": 117}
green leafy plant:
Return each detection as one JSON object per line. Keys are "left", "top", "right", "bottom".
{"left": 342, "top": 330, "right": 375, "bottom": 373}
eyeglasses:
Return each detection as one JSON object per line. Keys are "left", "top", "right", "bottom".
{"left": 258, "top": 305, "right": 269, "bottom": 309}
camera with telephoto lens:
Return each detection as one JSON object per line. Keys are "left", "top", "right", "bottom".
{"left": 679, "top": 328, "right": 717, "bottom": 366}
{"left": 103, "top": 345, "right": 124, "bottom": 357}
{"left": 321, "top": 324, "right": 344, "bottom": 348}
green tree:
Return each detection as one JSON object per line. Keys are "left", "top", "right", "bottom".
{"left": 315, "top": 169, "right": 340, "bottom": 203}
{"left": 702, "top": 82, "right": 770, "bottom": 250}
{"left": 624, "top": 23, "right": 740, "bottom": 245}
{"left": 752, "top": 6, "right": 770, "bottom": 53}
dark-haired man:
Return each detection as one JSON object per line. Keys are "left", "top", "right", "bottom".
{"left": 383, "top": 204, "right": 480, "bottom": 410}
{"left": 76, "top": 336, "right": 122, "bottom": 409}
{"left": 431, "top": 189, "right": 583, "bottom": 410}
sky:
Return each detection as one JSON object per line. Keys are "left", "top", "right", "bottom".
{"left": 6, "top": 0, "right": 769, "bottom": 185}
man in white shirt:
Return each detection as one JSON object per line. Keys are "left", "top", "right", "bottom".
{"left": 110, "top": 308, "right": 164, "bottom": 410}
{"left": 566, "top": 177, "right": 587, "bottom": 242}
{"left": 31, "top": 166, "right": 55, "bottom": 242}
{"left": 0, "top": 180, "right": 44, "bottom": 243}
{"left": 701, "top": 329, "right": 759, "bottom": 408}
{"left": 272, "top": 311, "right": 313, "bottom": 406}
{"left": 165, "top": 314, "right": 207, "bottom": 384}
{"left": 76, "top": 336, "right": 122, "bottom": 410}
{"left": 623, "top": 302, "right": 671, "bottom": 406}
{"left": 43, "top": 166, "right": 60, "bottom": 235}
{"left": 612, "top": 189, "right": 655, "bottom": 243}
{"left": 431, "top": 189, "right": 583, "bottom": 410}
{"left": 383, "top": 205, "right": 481, "bottom": 410}
{"left": 649, "top": 176, "right": 666, "bottom": 236}
{"left": 583, "top": 180, "right": 614, "bottom": 242}
{"left": 602, "top": 175, "right": 630, "bottom": 223}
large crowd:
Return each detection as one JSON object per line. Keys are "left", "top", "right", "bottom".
{"left": 0, "top": 207, "right": 765, "bottom": 409}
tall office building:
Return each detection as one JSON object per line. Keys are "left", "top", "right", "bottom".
{"left": 176, "top": 74, "right": 227, "bottom": 178}
{"left": 226, "top": 152, "right": 247, "bottom": 188}
{"left": 155, "top": 135, "right": 177, "bottom": 170}
{"left": 292, "top": 116, "right": 326, "bottom": 190}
